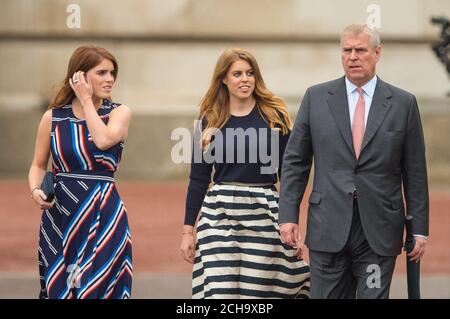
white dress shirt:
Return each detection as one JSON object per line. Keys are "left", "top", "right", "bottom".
{"left": 345, "top": 75, "right": 377, "bottom": 127}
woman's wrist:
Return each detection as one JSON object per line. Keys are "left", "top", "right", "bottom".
{"left": 182, "top": 225, "right": 194, "bottom": 235}
{"left": 80, "top": 97, "right": 93, "bottom": 106}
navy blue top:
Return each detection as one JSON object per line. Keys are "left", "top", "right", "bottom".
{"left": 184, "top": 105, "right": 290, "bottom": 225}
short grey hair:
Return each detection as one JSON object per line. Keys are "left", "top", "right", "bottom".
{"left": 341, "top": 24, "right": 381, "bottom": 48}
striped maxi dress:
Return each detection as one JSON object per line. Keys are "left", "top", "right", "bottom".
{"left": 192, "top": 183, "right": 310, "bottom": 299}
{"left": 38, "top": 99, "right": 132, "bottom": 299}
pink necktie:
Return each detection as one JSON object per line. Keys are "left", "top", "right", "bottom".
{"left": 352, "top": 88, "right": 365, "bottom": 159}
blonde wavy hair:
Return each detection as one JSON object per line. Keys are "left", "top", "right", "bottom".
{"left": 199, "top": 47, "right": 293, "bottom": 149}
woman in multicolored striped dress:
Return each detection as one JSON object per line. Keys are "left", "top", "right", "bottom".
{"left": 180, "top": 48, "right": 310, "bottom": 298}
{"left": 28, "top": 45, "right": 132, "bottom": 299}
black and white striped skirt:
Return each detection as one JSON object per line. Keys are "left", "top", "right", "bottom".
{"left": 192, "top": 183, "right": 310, "bottom": 299}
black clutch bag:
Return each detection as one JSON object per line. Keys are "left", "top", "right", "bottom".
{"left": 41, "top": 171, "right": 55, "bottom": 202}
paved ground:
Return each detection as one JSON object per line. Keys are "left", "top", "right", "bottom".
{"left": 0, "top": 273, "right": 448, "bottom": 299}
{"left": 0, "top": 180, "right": 448, "bottom": 298}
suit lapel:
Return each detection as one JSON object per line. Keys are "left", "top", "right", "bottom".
{"left": 327, "top": 77, "right": 355, "bottom": 156}
{"left": 360, "top": 78, "right": 392, "bottom": 154}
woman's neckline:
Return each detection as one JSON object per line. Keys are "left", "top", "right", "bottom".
{"left": 230, "top": 104, "right": 257, "bottom": 118}
{"left": 70, "top": 99, "right": 104, "bottom": 120}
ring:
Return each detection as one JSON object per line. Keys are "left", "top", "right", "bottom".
{"left": 73, "top": 79, "right": 79, "bottom": 84}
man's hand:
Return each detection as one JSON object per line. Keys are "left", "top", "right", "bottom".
{"left": 407, "top": 236, "right": 427, "bottom": 262}
{"left": 280, "top": 223, "right": 304, "bottom": 259}
{"left": 280, "top": 223, "right": 298, "bottom": 246}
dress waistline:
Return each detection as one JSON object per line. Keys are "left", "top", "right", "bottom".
{"left": 217, "top": 181, "right": 275, "bottom": 187}
{"left": 56, "top": 171, "right": 115, "bottom": 183}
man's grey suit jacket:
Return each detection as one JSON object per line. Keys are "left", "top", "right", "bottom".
{"left": 279, "top": 76, "right": 429, "bottom": 256}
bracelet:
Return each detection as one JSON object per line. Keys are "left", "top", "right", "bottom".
{"left": 30, "top": 187, "right": 40, "bottom": 198}
{"left": 182, "top": 231, "right": 194, "bottom": 235}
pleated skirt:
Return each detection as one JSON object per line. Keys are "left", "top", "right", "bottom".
{"left": 192, "top": 183, "right": 310, "bottom": 299}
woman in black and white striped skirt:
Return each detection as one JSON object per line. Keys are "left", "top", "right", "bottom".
{"left": 180, "top": 48, "right": 310, "bottom": 299}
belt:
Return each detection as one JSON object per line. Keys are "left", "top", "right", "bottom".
{"left": 56, "top": 172, "right": 115, "bottom": 183}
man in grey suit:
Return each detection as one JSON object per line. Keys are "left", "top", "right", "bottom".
{"left": 279, "top": 24, "right": 429, "bottom": 299}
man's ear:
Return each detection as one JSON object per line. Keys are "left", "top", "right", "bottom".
{"left": 375, "top": 45, "right": 382, "bottom": 62}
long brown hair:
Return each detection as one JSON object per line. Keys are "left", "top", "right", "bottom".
{"left": 48, "top": 45, "right": 118, "bottom": 109}
{"left": 199, "top": 47, "right": 293, "bottom": 149}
